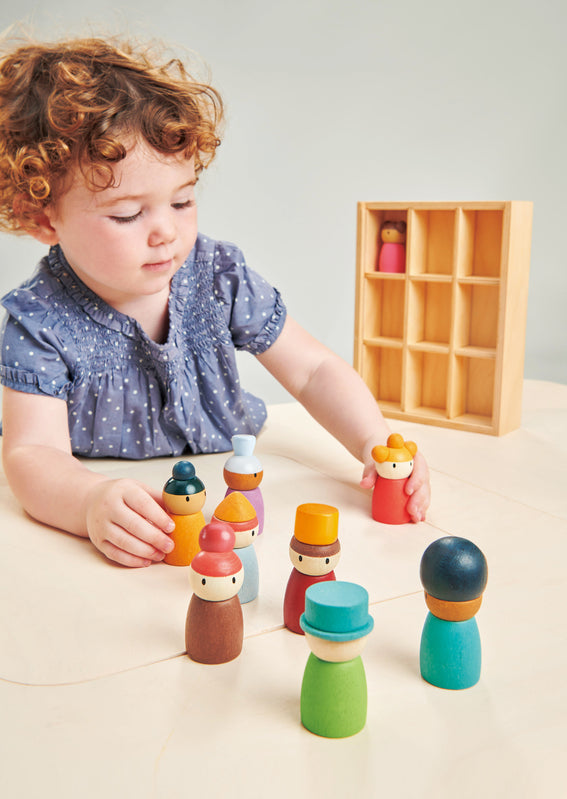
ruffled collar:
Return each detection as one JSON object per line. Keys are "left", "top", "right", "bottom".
{"left": 46, "top": 244, "right": 194, "bottom": 354}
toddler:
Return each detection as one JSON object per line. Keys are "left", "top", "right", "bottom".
{"left": 0, "top": 36, "right": 430, "bottom": 567}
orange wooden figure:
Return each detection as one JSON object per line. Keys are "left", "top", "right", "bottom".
{"left": 163, "top": 461, "right": 206, "bottom": 566}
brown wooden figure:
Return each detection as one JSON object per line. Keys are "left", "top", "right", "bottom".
{"left": 185, "top": 521, "right": 244, "bottom": 664}
{"left": 163, "top": 461, "right": 206, "bottom": 566}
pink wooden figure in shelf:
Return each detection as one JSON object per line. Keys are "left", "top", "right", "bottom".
{"left": 371, "top": 433, "right": 418, "bottom": 524}
{"left": 185, "top": 521, "right": 244, "bottom": 664}
{"left": 224, "top": 434, "right": 265, "bottom": 535}
{"left": 283, "top": 503, "right": 341, "bottom": 634}
{"left": 377, "top": 220, "right": 407, "bottom": 273}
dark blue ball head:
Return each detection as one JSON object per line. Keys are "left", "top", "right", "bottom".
{"left": 420, "top": 536, "right": 487, "bottom": 602}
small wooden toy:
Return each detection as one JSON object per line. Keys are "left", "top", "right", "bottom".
{"left": 185, "top": 521, "right": 244, "bottom": 664}
{"left": 213, "top": 492, "right": 259, "bottom": 604}
{"left": 300, "top": 581, "right": 374, "bottom": 738}
{"left": 283, "top": 503, "right": 340, "bottom": 634}
{"left": 377, "top": 220, "right": 406, "bottom": 273}
{"left": 371, "top": 433, "right": 417, "bottom": 524}
{"left": 419, "top": 536, "right": 488, "bottom": 690}
{"left": 163, "top": 461, "right": 206, "bottom": 566}
{"left": 224, "top": 434, "right": 264, "bottom": 535}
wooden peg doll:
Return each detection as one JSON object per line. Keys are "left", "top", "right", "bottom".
{"left": 185, "top": 521, "right": 244, "bottom": 664}
{"left": 419, "top": 536, "right": 488, "bottom": 689}
{"left": 163, "top": 460, "right": 206, "bottom": 566}
{"left": 378, "top": 219, "right": 406, "bottom": 273}
{"left": 214, "top": 492, "right": 260, "bottom": 604}
{"left": 371, "top": 433, "right": 418, "bottom": 524}
{"left": 300, "top": 581, "right": 374, "bottom": 738}
{"left": 224, "top": 434, "right": 265, "bottom": 534}
{"left": 283, "top": 503, "right": 340, "bottom": 634}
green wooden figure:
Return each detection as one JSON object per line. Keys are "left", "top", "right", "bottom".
{"left": 300, "top": 581, "right": 374, "bottom": 738}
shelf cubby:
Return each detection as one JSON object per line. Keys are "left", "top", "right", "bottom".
{"left": 354, "top": 201, "right": 533, "bottom": 435}
{"left": 360, "top": 344, "right": 403, "bottom": 411}
{"left": 408, "top": 209, "right": 456, "bottom": 276}
{"left": 362, "top": 275, "right": 405, "bottom": 341}
{"left": 407, "top": 279, "right": 453, "bottom": 348}
{"left": 454, "top": 281, "right": 499, "bottom": 351}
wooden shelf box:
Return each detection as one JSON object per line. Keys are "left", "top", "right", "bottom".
{"left": 354, "top": 202, "right": 533, "bottom": 435}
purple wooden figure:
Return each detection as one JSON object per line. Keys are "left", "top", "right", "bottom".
{"left": 223, "top": 434, "right": 264, "bottom": 535}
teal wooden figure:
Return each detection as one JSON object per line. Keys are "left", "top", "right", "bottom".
{"left": 419, "top": 536, "right": 488, "bottom": 690}
{"left": 299, "top": 581, "right": 374, "bottom": 738}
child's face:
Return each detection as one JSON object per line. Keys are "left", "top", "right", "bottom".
{"left": 43, "top": 142, "right": 199, "bottom": 310}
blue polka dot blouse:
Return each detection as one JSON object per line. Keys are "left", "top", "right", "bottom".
{"left": 0, "top": 234, "right": 287, "bottom": 458}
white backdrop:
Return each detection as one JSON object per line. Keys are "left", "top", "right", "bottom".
{"left": 1, "top": 0, "right": 565, "bottom": 404}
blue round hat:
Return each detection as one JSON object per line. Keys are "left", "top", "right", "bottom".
{"left": 300, "top": 581, "right": 374, "bottom": 641}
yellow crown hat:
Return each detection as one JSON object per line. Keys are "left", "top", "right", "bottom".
{"left": 294, "top": 503, "right": 339, "bottom": 546}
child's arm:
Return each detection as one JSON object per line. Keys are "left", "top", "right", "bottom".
{"left": 1, "top": 388, "right": 175, "bottom": 566}
{"left": 257, "top": 316, "right": 430, "bottom": 521}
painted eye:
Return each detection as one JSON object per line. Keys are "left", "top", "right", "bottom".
{"left": 232, "top": 576, "right": 236, "bottom": 584}
{"left": 252, "top": 531, "right": 255, "bottom": 536}
{"left": 186, "top": 496, "right": 190, "bottom": 502}
{"left": 325, "top": 558, "right": 330, "bottom": 564}
{"left": 298, "top": 555, "right": 303, "bottom": 561}
{"left": 201, "top": 578, "right": 206, "bottom": 585}
{"left": 393, "top": 463, "right": 396, "bottom": 468}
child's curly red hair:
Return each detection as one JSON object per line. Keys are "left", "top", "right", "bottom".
{"left": 0, "top": 36, "right": 223, "bottom": 234}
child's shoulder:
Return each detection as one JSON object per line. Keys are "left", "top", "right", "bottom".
{"left": 1, "top": 253, "right": 62, "bottom": 314}
{"left": 193, "top": 233, "right": 246, "bottom": 272}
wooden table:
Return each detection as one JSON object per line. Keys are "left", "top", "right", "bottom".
{"left": 1, "top": 379, "right": 565, "bottom": 798}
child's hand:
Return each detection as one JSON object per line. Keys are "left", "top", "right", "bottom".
{"left": 85, "top": 479, "right": 175, "bottom": 567}
{"left": 403, "top": 451, "right": 430, "bottom": 523}
{"left": 360, "top": 449, "right": 431, "bottom": 523}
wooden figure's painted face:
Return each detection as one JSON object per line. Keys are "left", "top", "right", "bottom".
{"left": 372, "top": 433, "right": 417, "bottom": 480}
{"left": 304, "top": 632, "right": 371, "bottom": 663}
{"left": 163, "top": 488, "right": 206, "bottom": 515}
{"left": 381, "top": 220, "right": 407, "bottom": 244}
{"left": 189, "top": 566, "right": 244, "bottom": 601}
{"left": 289, "top": 537, "right": 341, "bottom": 576}
{"left": 223, "top": 469, "right": 263, "bottom": 491}
{"left": 375, "top": 459, "right": 414, "bottom": 480}
{"left": 232, "top": 521, "right": 260, "bottom": 549}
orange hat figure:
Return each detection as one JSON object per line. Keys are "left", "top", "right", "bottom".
{"left": 371, "top": 434, "right": 418, "bottom": 524}
{"left": 185, "top": 521, "right": 244, "bottom": 664}
{"left": 213, "top": 492, "right": 259, "bottom": 604}
{"left": 283, "top": 503, "right": 341, "bottom": 634}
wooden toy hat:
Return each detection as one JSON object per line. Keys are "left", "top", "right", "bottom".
{"left": 163, "top": 460, "right": 205, "bottom": 495}
{"left": 300, "top": 581, "right": 374, "bottom": 641}
{"left": 190, "top": 521, "right": 242, "bottom": 577}
{"left": 224, "top": 434, "right": 262, "bottom": 474}
{"left": 214, "top": 492, "right": 257, "bottom": 525}
{"left": 294, "top": 503, "right": 339, "bottom": 546}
